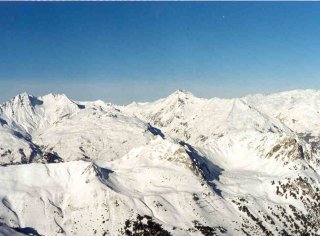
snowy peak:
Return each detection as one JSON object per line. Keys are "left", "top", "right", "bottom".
{"left": 0, "top": 93, "right": 83, "bottom": 134}
{"left": 2, "top": 92, "right": 41, "bottom": 108}
{"left": 168, "top": 89, "right": 195, "bottom": 99}
{"left": 4, "top": 92, "right": 79, "bottom": 109}
{"left": 0, "top": 92, "right": 168, "bottom": 165}
{"left": 226, "top": 98, "right": 290, "bottom": 134}
{"left": 40, "top": 92, "right": 72, "bottom": 103}
{"left": 123, "top": 89, "right": 320, "bottom": 174}
{"left": 165, "top": 89, "right": 196, "bottom": 105}
{"left": 12, "top": 92, "right": 35, "bottom": 104}
{"left": 244, "top": 89, "right": 320, "bottom": 135}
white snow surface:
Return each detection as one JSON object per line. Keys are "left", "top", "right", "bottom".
{"left": 1, "top": 90, "right": 320, "bottom": 235}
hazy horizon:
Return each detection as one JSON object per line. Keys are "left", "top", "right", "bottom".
{"left": 3, "top": 87, "right": 320, "bottom": 106}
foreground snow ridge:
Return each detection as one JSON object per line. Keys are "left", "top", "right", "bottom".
{"left": 1, "top": 89, "right": 320, "bottom": 235}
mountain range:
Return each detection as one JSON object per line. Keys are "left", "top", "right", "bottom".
{"left": 1, "top": 89, "right": 320, "bottom": 236}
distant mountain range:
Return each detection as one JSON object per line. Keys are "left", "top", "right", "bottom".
{"left": 1, "top": 89, "right": 320, "bottom": 235}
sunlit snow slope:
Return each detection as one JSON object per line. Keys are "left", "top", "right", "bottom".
{"left": 1, "top": 90, "right": 320, "bottom": 236}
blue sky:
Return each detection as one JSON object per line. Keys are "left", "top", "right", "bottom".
{"left": 0, "top": 2, "right": 320, "bottom": 104}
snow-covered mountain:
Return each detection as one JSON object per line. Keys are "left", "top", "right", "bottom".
{"left": 1, "top": 90, "right": 320, "bottom": 236}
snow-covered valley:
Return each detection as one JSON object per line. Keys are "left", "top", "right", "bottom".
{"left": 1, "top": 90, "right": 320, "bottom": 235}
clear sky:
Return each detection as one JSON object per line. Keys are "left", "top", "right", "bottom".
{"left": 1, "top": 2, "right": 320, "bottom": 104}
